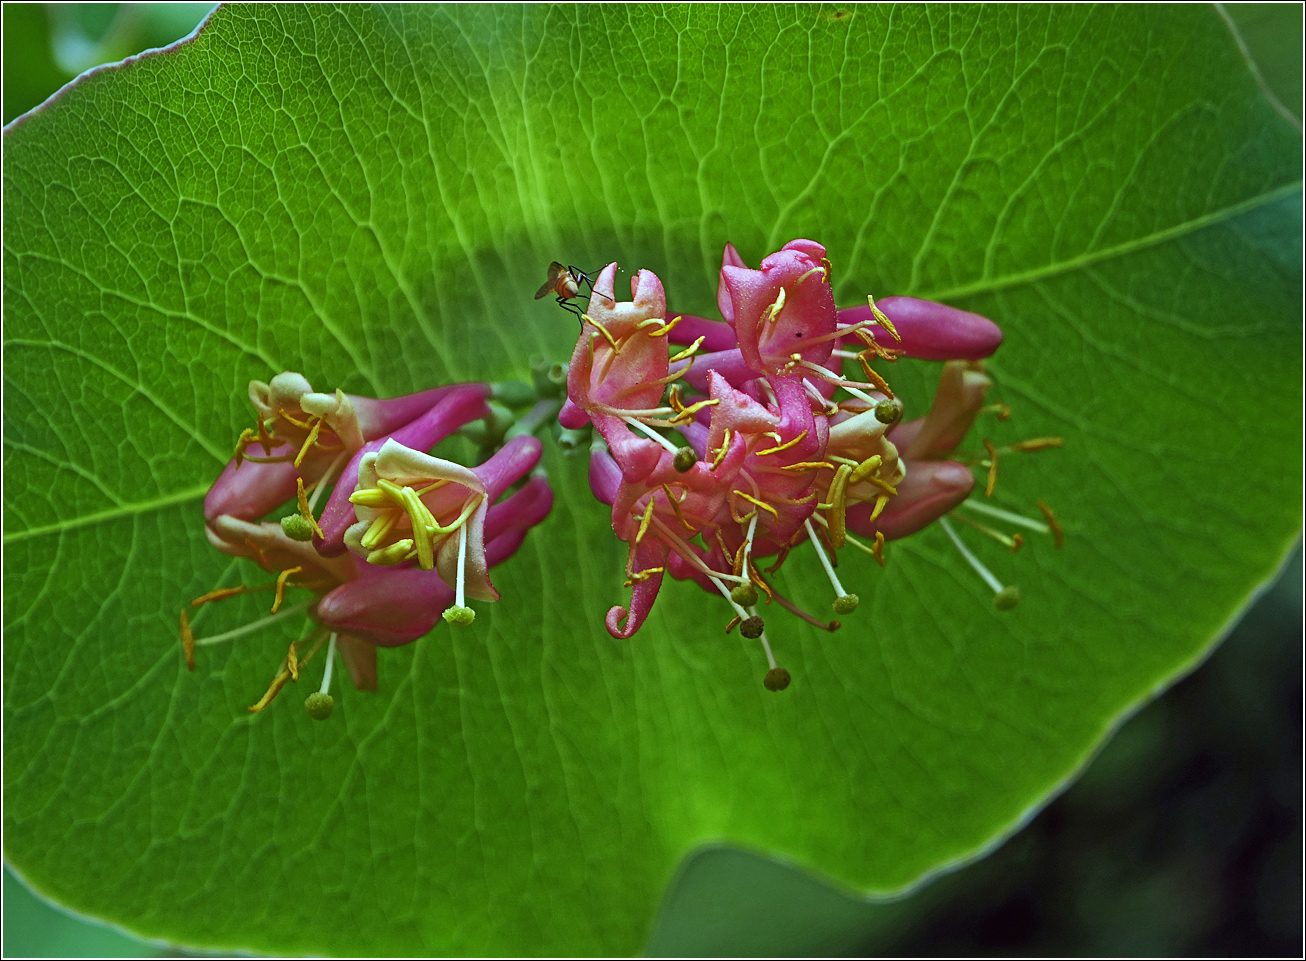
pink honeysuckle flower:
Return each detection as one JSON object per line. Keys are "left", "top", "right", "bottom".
{"left": 717, "top": 239, "right": 838, "bottom": 379}
{"left": 836, "top": 297, "right": 1003, "bottom": 361}
{"left": 316, "top": 475, "right": 553, "bottom": 646}
{"left": 343, "top": 435, "right": 543, "bottom": 623}
{"left": 563, "top": 262, "right": 682, "bottom": 482}
{"left": 205, "top": 374, "right": 490, "bottom": 529}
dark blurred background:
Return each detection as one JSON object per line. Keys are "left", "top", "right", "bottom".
{"left": 3, "top": 4, "right": 1301, "bottom": 957}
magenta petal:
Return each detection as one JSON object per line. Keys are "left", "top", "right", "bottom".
{"left": 672, "top": 348, "right": 758, "bottom": 393}
{"left": 845, "top": 461, "right": 975, "bottom": 541}
{"left": 665, "top": 313, "right": 738, "bottom": 352}
{"left": 838, "top": 297, "right": 1003, "bottom": 361}
{"left": 315, "top": 385, "right": 491, "bottom": 556}
{"left": 316, "top": 565, "right": 454, "bottom": 647}
{"left": 558, "top": 397, "right": 590, "bottom": 430}
{"left": 717, "top": 242, "right": 749, "bottom": 321}
{"left": 588, "top": 448, "right": 622, "bottom": 506}
{"left": 203, "top": 444, "right": 299, "bottom": 524}
{"left": 485, "top": 474, "right": 554, "bottom": 538}
{"left": 605, "top": 539, "right": 668, "bottom": 639}
{"left": 473, "top": 435, "right": 543, "bottom": 501}
{"left": 351, "top": 382, "right": 490, "bottom": 439}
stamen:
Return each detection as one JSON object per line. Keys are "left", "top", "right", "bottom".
{"left": 624, "top": 416, "right": 682, "bottom": 455}
{"left": 869, "top": 493, "right": 891, "bottom": 522}
{"left": 983, "top": 438, "right": 999, "bottom": 497}
{"left": 733, "top": 490, "right": 779, "bottom": 520}
{"left": 272, "top": 567, "right": 303, "bottom": 613}
{"left": 400, "top": 487, "right": 437, "bottom": 569}
{"left": 191, "top": 585, "right": 260, "bottom": 606}
{"left": 1037, "top": 500, "right": 1064, "bottom": 548}
{"left": 849, "top": 455, "right": 883, "bottom": 485}
{"left": 782, "top": 461, "right": 835, "bottom": 472}
{"left": 296, "top": 478, "right": 326, "bottom": 539}
{"left": 866, "top": 294, "right": 901, "bottom": 342}
{"left": 960, "top": 499, "right": 1051, "bottom": 534}
{"left": 366, "top": 539, "right": 415, "bottom": 566}
{"left": 293, "top": 416, "right": 323, "bottom": 469}
{"left": 179, "top": 609, "right": 196, "bottom": 670}
{"left": 1006, "top": 437, "right": 1064, "bottom": 452}
{"left": 755, "top": 430, "right": 808, "bottom": 456}
{"left": 769, "top": 583, "right": 839, "bottom": 632}
{"left": 820, "top": 256, "right": 833, "bottom": 284}
{"left": 668, "top": 398, "right": 719, "bottom": 425}
{"left": 872, "top": 531, "right": 885, "bottom": 566}
{"left": 980, "top": 402, "right": 1012, "bottom": 420}
{"left": 440, "top": 522, "right": 475, "bottom": 626}
{"left": 660, "top": 484, "right": 697, "bottom": 531}
{"left": 194, "top": 600, "right": 312, "bottom": 647}
{"left": 831, "top": 349, "right": 859, "bottom": 359}
{"left": 746, "top": 560, "right": 773, "bottom": 605}
{"left": 802, "top": 518, "right": 857, "bottom": 613}
{"left": 711, "top": 429, "right": 732, "bottom": 471}
{"left": 950, "top": 511, "right": 1023, "bottom": 551}
{"left": 826, "top": 464, "right": 851, "bottom": 548}
{"left": 586, "top": 316, "right": 621, "bottom": 353}
{"left": 762, "top": 287, "right": 786, "bottom": 324}
{"left": 635, "top": 499, "right": 655, "bottom": 545}
{"left": 286, "top": 639, "right": 300, "bottom": 681}
{"left": 856, "top": 354, "right": 895, "bottom": 398}
{"left": 360, "top": 508, "right": 400, "bottom": 550}
{"left": 795, "top": 265, "right": 826, "bottom": 285}
{"left": 646, "top": 315, "right": 683, "bottom": 338}
{"left": 624, "top": 566, "right": 665, "bottom": 586}
{"left": 939, "top": 517, "right": 1019, "bottom": 609}
{"left": 668, "top": 336, "right": 706, "bottom": 363}
{"left": 723, "top": 614, "right": 742, "bottom": 634}
{"left": 319, "top": 632, "right": 337, "bottom": 694}
{"left": 248, "top": 668, "right": 292, "bottom": 713}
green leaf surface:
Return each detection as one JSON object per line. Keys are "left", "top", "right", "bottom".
{"left": 4, "top": 5, "right": 1301, "bottom": 955}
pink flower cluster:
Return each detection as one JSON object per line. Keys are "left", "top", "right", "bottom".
{"left": 187, "top": 374, "right": 552, "bottom": 715}
{"left": 561, "top": 240, "right": 1005, "bottom": 689}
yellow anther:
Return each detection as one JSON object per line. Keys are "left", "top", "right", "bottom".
{"left": 826, "top": 464, "right": 852, "bottom": 549}
{"left": 861, "top": 473, "right": 898, "bottom": 496}
{"left": 635, "top": 498, "right": 655, "bottom": 545}
{"left": 669, "top": 336, "right": 705, "bottom": 363}
{"left": 1038, "top": 499, "right": 1064, "bottom": 548}
{"left": 647, "top": 315, "right": 683, "bottom": 338}
{"left": 867, "top": 294, "right": 901, "bottom": 342}
{"left": 624, "top": 566, "right": 665, "bottom": 586}
{"left": 248, "top": 668, "right": 292, "bottom": 714}
{"left": 747, "top": 561, "right": 774, "bottom": 604}
{"left": 179, "top": 609, "right": 196, "bottom": 671}
{"left": 661, "top": 484, "right": 696, "bottom": 531}
{"left": 711, "top": 429, "right": 732, "bottom": 470}
{"left": 849, "top": 454, "right": 883, "bottom": 486}
{"left": 733, "top": 490, "right": 779, "bottom": 519}
{"left": 982, "top": 402, "right": 1012, "bottom": 420}
{"left": 296, "top": 478, "right": 325, "bottom": 539}
{"left": 755, "top": 429, "right": 808, "bottom": 456}
{"left": 1008, "top": 437, "right": 1064, "bottom": 452}
{"left": 796, "top": 265, "right": 827, "bottom": 285}
{"left": 869, "top": 493, "right": 890, "bottom": 522}
{"left": 856, "top": 354, "right": 895, "bottom": 398}
{"left": 293, "top": 416, "right": 323, "bottom": 469}
{"left": 286, "top": 640, "right": 300, "bottom": 682}
{"left": 233, "top": 427, "right": 256, "bottom": 468}
{"left": 983, "top": 438, "right": 999, "bottom": 497}
{"left": 667, "top": 384, "right": 685, "bottom": 415}
{"left": 278, "top": 409, "right": 313, "bottom": 430}
{"left": 782, "top": 461, "right": 835, "bottom": 472}
{"left": 724, "top": 614, "right": 742, "bottom": 634}
{"left": 669, "top": 398, "right": 719, "bottom": 425}
{"left": 872, "top": 531, "right": 885, "bottom": 566}
{"left": 772, "top": 489, "right": 818, "bottom": 506}
{"left": 367, "top": 539, "right": 415, "bottom": 566}
{"left": 763, "top": 287, "right": 787, "bottom": 324}
{"left": 349, "top": 488, "right": 394, "bottom": 508}
{"left": 400, "top": 487, "right": 437, "bottom": 569}
{"left": 820, "top": 256, "right": 833, "bottom": 286}
{"left": 272, "top": 566, "right": 303, "bottom": 614}
{"left": 587, "top": 316, "right": 621, "bottom": 353}
{"left": 360, "top": 509, "right": 399, "bottom": 551}
{"left": 191, "top": 585, "right": 250, "bottom": 607}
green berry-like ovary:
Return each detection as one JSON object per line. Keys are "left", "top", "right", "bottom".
{"left": 730, "top": 583, "right": 759, "bottom": 608}
{"left": 281, "top": 514, "right": 314, "bottom": 541}
{"left": 833, "top": 593, "right": 859, "bottom": 615}
{"left": 304, "top": 692, "right": 334, "bottom": 720}
{"left": 443, "top": 605, "right": 476, "bottom": 626}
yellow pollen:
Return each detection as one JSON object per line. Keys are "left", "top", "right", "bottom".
{"left": 667, "top": 385, "right": 685, "bottom": 414}
{"left": 669, "top": 336, "right": 705, "bottom": 363}
{"left": 983, "top": 438, "right": 999, "bottom": 497}
{"left": 669, "top": 397, "right": 719, "bottom": 425}
{"left": 179, "top": 609, "right": 196, "bottom": 671}
{"left": 711, "top": 429, "right": 733, "bottom": 470}
{"left": 360, "top": 509, "right": 399, "bottom": 551}
{"left": 756, "top": 430, "right": 808, "bottom": 456}
{"left": 646, "top": 315, "right": 683, "bottom": 338}
{"left": 795, "top": 265, "right": 827, "bottom": 285}
{"left": 826, "top": 464, "right": 852, "bottom": 548}
{"left": 661, "top": 484, "right": 696, "bottom": 531}
{"left": 399, "top": 487, "right": 437, "bottom": 569}
{"left": 869, "top": 493, "right": 890, "bottom": 522}
{"left": 286, "top": 640, "right": 300, "bottom": 681}
{"left": 233, "top": 427, "right": 256, "bottom": 468}
{"left": 872, "top": 531, "right": 885, "bottom": 566}
{"left": 247, "top": 668, "right": 292, "bottom": 714}
{"left": 733, "top": 490, "right": 779, "bottom": 519}
{"left": 1038, "top": 499, "right": 1065, "bottom": 548}
{"left": 856, "top": 355, "right": 895, "bottom": 398}
{"left": 867, "top": 294, "right": 901, "bottom": 342}
{"left": 635, "top": 499, "right": 655, "bottom": 545}
{"left": 1008, "top": 437, "right": 1064, "bottom": 452}
{"left": 296, "top": 478, "right": 325, "bottom": 539}
{"left": 771, "top": 489, "right": 818, "bottom": 506}
{"left": 191, "top": 585, "right": 251, "bottom": 606}
{"left": 849, "top": 454, "right": 883, "bottom": 486}
{"left": 293, "top": 417, "right": 323, "bottom": 469}
{"left": 272, "top": 566, "right": 303, "bottom": 614}
{"left": 588, "top": 316, "right": 621, "bottom": 353}
{"left": 367, "top": 539, "right": 415, "bottom": 566}
{"left": 782, "top": 461, "right": 835, "bottom": 472}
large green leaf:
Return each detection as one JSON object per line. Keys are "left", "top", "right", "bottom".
{"left": 4, "top": 5, "right": 1300, "bottom": 955}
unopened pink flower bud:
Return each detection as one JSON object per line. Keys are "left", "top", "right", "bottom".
{"left": 845, "top": 460, "right": 975, "bottom": 541}
{"left": 838, "top": 297, "right": 1002, "bottom": 361}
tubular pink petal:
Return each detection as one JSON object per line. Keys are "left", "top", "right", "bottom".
{"left": 485, "top": 475, "right": 554, "bottom": 538}
{"left": 588, "top": 448, "right": 622, "bottom": 505}
{"left": 672, "top": 348, "right": 757, "bottom": 393}
{"left": 558, "top": 397, "right": 590, "bottom": 430}
{"left": 473, "top": 435, "right": 543, "bottom": 501}
{"left": 665, "top": 313, "right": 738, "bottom": 352}
{"left": 837, "top": 298, "right": 1003, "bottom": 361}
{"left": 316, "top": 566, "right": 454, "bottom": 647}
{"left": 351, "top": 382, "right": 491, "bottom": 439}
{"left": 203, "top": 446, "right": 299, "bottom": 524}
{"left": 846, "top": 460, "right": 975, "bottom": 541}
